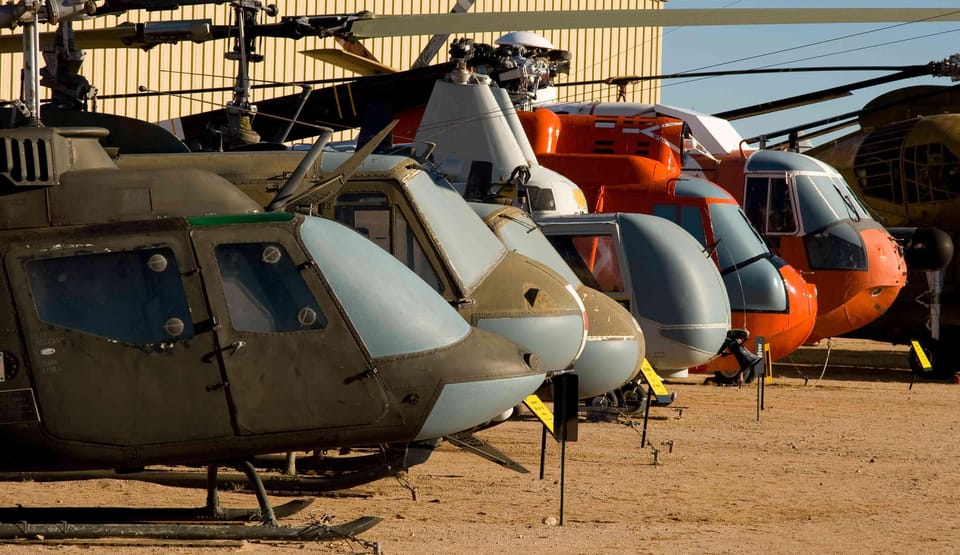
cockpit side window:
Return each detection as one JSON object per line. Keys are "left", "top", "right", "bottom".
{"left": 335, "top": 191, "right": 443, "bottom": 293}
{"left": 215, "top": 243, "right": 326, "bottom": 333}
{"left": 335, "top": 192, "right": 391, "bottom": 250}
{"left": 547, "top": 234, "right": 624, "bottom": 295}
{"left": 26, "top": 248, "right": 194, "bottom": 344}
{"left": 394, "top": 209, "right": 443, "bottom": 292}
{"left": 767, "top": 177, "right": 798, "bottom": 234}
{"left": 744, "top": 177, "right": 769, "bottom": 233}
{"left": 745, "top": 176, "right": 798, "bottom": 235}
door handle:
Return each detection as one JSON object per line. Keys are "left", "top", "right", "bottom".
{"left": 202, "top": 340, "right": 246, "bottom": 363}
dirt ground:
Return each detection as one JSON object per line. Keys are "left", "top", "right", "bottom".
{"left": 1, "top": 338, "right": 959, "bottom": 554}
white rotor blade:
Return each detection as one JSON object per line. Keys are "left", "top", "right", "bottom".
{"left": 350, "top": 8, "right": 960, "bottom": 38}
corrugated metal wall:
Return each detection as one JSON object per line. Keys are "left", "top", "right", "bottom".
{"left": 1, "top": 1, "right": 661, "bottom": 131}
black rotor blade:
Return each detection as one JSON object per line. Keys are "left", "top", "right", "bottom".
{"left": 208, "top": 14, "right": 369, "bottom": 41}
{"left": 743, "top": 82, "right": 960, "bottom": 144}
{"left": 766, "top": 119, "right": 861, "bottom": 150}
{"left": 558, "top": 65, "right": 923, "bottom": 88}
{"left": 0, "top": 13, "right": 370, "bottom": 53}
{"left": 95, "top": 0, "right": 231, "bottom": 15}
{"left": 714, "top": 66, "right": 935, "bottom": 121}
{"left": 173, "top": 62, "right": 454, "bottom": 145}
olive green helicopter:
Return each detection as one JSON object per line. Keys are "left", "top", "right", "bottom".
{"left": 0, "top": 0, "right": 551, "bottom": 542}
{"left": 0, "top": 0, "right": 646, "bottom": 522}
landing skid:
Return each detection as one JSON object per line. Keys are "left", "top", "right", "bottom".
{"left": 0, "top": 498, "right": 314, "bottom": 524}
{"left": 0, "top": 462, "right": 382, "bottom": 543}
{"left": 0, "top": 516, "right": 381, "bottom": 541}
{"left": 0, "top": 443, "right": 435, "bottom": 496}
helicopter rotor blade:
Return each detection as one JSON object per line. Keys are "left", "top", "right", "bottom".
{"left": 173, "top": 62, "right": 452, "bottom": 144}
{"left": 347, "top": 8, "right": 960, "bottom": 39}
{"left": 93, "top": 0, "right": 231, "bottom": 16}
{"left": 766, "top": 119, "right": 861, "bottom": 150}
{"left": 411, "top": 0, "right": 477, "bottom": 69}
{"left": 742, "top": 82, "right": 960, "bottom": 145}
{"left": 5, "top": 7, "right": 956, "bottom": 51}
{"left": 714, "top": 66, "right": 940, "bottom": 121}
{"left": 0, "top": 20, "right": 214, "bottom": 53}
{"left": 0, "top": 13, "right": 372, "bottom": 53}
{"left": 558, "top": 64, "right": 928, "bottom": 88}
{"left": 300, "top": 49, "right": 397, "bottom": 76}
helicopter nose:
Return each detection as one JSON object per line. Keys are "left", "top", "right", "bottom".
{"left": 411, "top": 328, "right": 547, "bottom": 441}
{"left": 572, "top": 286, "right": 645, "bottom": 399}
{"left": 471, "top": 253, "right": 588, "bottom": 373}
{"left": 807, "top": 224, "right": 907, "bottom": 342}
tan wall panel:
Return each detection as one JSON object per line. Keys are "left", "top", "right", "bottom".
{"left": 1, "top": 1, "right": 661, "bottom": 129}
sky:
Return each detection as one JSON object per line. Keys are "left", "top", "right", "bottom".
{"left": 658, "top": 1, "right": 960, "bottom": 146}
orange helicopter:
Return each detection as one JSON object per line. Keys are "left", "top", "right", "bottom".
{"left": 724, "top": 81, "right": 960, "bottom": 378}
{"left": 519, "top": 103, "right": 907, "bottom": 345}
{"left": 507, "top": 108, "right": 817, "bottom": 377}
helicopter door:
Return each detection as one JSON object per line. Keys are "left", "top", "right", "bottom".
{"left": 2, "top": 220, "right": 234, "bottom": 446}
{"left": 189, "top": 222, "right": 389, "bottom": 435}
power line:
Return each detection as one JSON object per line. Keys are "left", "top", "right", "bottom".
{"left": 671, "top": 8, "right": 960, "bottom": 75}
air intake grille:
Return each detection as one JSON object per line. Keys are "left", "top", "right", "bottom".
{"left": 1, "top": 137, "right": 52, "bottom": 185}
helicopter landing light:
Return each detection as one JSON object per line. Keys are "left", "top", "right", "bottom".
{"left": 870, "top": 287, "right": 884, "bottom": 297}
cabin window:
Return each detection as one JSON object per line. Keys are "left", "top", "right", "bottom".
{"left": 335, "top": 192, "right": 391, "bottom": 250}
{"left": 547, "top": 234, "right": 624, "bottom": 294}
{"left": 653, "top": 204, "right": 708, "bottom": 247}
{"left": 335, "top": 191, "right": 442, "bottom": 292}
{"left": 394, "top": 209, "right": 443, "bottom": 292}
{"left": 26, "top": 248, "right": 194, "bottom": 344}
{"left": 215, "top": 243, "right": 326, "bottom": 333}
{"left": 744, "top": 177, "right": 798, "bottom": 235}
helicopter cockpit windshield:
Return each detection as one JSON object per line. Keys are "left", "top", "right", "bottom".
{"left": 404, "top": 171, "right": 508, "bottom": 293}
{"left": 667, "top": 177, "right": 789, "bottom": 313}
{"left": 707, "top": 203, "right": 771, "bottom": 273}
{"left": 671, "top": 177, "right": 769, "bottom": 272}
{"left": 299, "top": 216, "right": 471, "bottom": 358}
{"left": 794, "top": 174, "right": 869, "bottom": 271}
{"left": 795, "top": 173, "right": 871, "bottom": 230}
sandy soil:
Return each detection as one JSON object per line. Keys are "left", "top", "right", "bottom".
{"left": 1, "top": 339, "right": 959, "bottom": 554}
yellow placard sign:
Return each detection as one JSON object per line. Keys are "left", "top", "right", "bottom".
{"left": 523, "top": 394, "right": 554, "bottom": 435}
{"left": 639, "top": 359, "right": 671, "bottom": 398}
{"left": 762, "top": 341, "right": 774, "bottom": 384}
{"left": 910, "top": 340, "right": 932, "bottom": 370}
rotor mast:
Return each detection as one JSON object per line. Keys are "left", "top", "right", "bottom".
{"left": 1, "top": 0, "right": 95, "bottom": 126}
{"left": 220, "top": 0, "right": 277, "bottom": 148}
